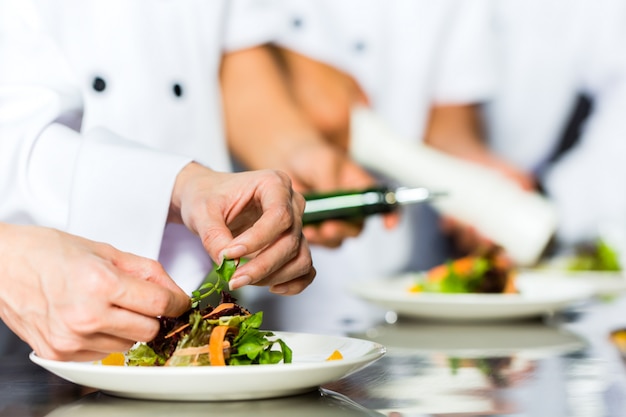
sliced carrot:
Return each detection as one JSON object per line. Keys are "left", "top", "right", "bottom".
{"left": 165, "top": 302, "right": 237, "bottom": 339}
{"left": 209, "top": 325, "right": 232, "bottom": 366}
{"left": 326, "top": 350, "right": 343, "bottom": 361}
{"left": 427, "top": 256, "right": 475, "bottom": 282}
{"left": 203, "top": 303, "right": 235, "bottom": 319}
{"left": 101, "top": 352, "right": 125, "bottom": 366}
{"left": 502, "top": 273, "right": 518, "bottom": 294}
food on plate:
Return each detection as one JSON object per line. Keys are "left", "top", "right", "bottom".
{"left": 326, "top": 350, "right": 343, "bottom": 361}
{"left": 105, "top": 259, "right": 292, "bottom": 367}
{"left": 609, "top": 328, "right": 626, "bottom": 357}
{"left": 566, "top": 239, "right": 621, "bottom": 272}
{"left": 409, "top": 247, "right": 517, "bottom": 294}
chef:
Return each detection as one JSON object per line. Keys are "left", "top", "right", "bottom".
{"left": 0, "top": 0, "right": 317, "bottom": 295}
{"left": 247, "top": 0, "right": 498, "bottom": 333}
{"left": 484, "top": 0, "right": 626, "bottom": 253}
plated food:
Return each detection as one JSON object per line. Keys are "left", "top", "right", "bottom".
{"left": 123, "top": 292, "right": 290, "bottom": 367}
{"left": 30, "top": 259, "right": 386, "bottom": 400}
{"left": 565, "top": 239, "right": 621, "bottom": 272}
{"left": 350, "top": 245, "right": 594, "bottom": 322}
{"left": 30, "top": 333, "right": 386, "bottom": 401}
{"left": 101, "top": 259, "right": 291, "bottom": 368}
{"left": 409, "top": 247, "right": 516, "bottom": 295}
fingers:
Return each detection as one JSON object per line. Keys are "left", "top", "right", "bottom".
{"left": 303, "top": 220, "right": 362, "bottom": 247}
{"left": 244, "top": 240, "right": 316, "bottom": 295}
{"left": 110, "top": 251, "right": 190, "bottom": 317}
{"left": 108, "top": 270, "right": 191, "bottom": 319}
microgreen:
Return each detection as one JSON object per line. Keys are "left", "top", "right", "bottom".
{"left": 228, "top": 311, "right": 293, "bottom": 365}
{"left": 190, "top": 259, "right": 239, "bottom": 308}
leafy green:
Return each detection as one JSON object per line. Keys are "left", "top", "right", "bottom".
{"left": 126, "top": 343, "right": 166, "bottom": 367}
{"left": 568, "top": 239, "right": 621, "bottom": 272}
{"left": 228, "top": 311, "right": 293, "bottom": 365}
{"left": 164, "top": 311, "right": 212, "bottom": 366}
{"left": 419, "top": 258, "right": 490, "bottom": 293}
{"left": 191, "top": 259, "right": 239, "bottom": 308}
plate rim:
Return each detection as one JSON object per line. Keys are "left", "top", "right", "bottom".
{"left": 349, "top": 273, "right": 594, "bottom": 320}
{"left": 29, "top": 331, "right": 387, "bottom": 401}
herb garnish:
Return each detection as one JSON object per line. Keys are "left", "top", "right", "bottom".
{"left": 191, "top": 259, "right": 239, "bottom": 308}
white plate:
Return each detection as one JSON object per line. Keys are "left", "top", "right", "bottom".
{"left": 519, "top": 269, "right": 626, "bottom": 297}
{"left": 523, "top": 256, "right": 626, "bottom": 296}
{"left": 30, "top": 332, "right": 385, "bottom": 401}
{"left": 350, "top": 273, "right": 594, "bottom": 321}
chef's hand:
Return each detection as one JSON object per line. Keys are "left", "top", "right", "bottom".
{"left": 221, "top": 46, "right": 394, "bottom": 248}
{"left": 168, "top": 162, "right": 316, "bottom": 295}
{"left": 284, "top": 140, "right": 400, "bottom": 247}
{"left": 0, "top": 223, "right": 190, "bottom": 362}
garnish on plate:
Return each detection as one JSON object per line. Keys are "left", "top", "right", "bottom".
{"left": 409, "top": 247, "right": 517, "bottom": 294}
{"left": 567, "top": 239, "right": 621, "bottom": 272}
{"left": 105, "top": 259, "right": 292, "bottom": 367}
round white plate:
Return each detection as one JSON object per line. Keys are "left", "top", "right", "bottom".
{"left": 350, "top": 273, "right": 594, "bottom": 321}
{"left": 523, "top": 256, "right": 626, "bottom": 296}
{"left": 30, "top": 332, "right": 385, "bottom": 401}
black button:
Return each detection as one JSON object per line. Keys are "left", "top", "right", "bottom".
{"left": 92, "top": 76, "right": 106, "bottom": 92}
{"left": 291, "top": 16, "right": 303, "bottom": 29}
{"left": 172, "top": 83, "right": 183, "bottom": 97}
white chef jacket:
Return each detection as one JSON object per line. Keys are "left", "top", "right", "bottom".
{"left": 0, "top": 0, "right": 284, "bottom": 293}
{"left": 254, "top": 0, "right": 496, "bottom": 333}
{"left": 484, "top": 0, "right": 626, "bottom": 246}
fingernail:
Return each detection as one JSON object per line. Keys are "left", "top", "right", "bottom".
{"left": 229, "top": 275, "right": 252, "bottom": 290}
{"left": 220, "top": 245, "right": 247, "bottom": 261}
{"left": 269, "top": 285, "right": 288, "bottom": 295}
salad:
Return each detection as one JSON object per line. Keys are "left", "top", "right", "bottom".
{"left": 566, "top": 239, "right": 622, "bottom": 272}
{"left": 409, "top": 247, "right": 517, "bottom": 294}
{"left": 108, "top": 260, "right": 292, "bottom": 367}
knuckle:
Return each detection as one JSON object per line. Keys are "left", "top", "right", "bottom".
{"left": 136, "top": 319, "right": 160, "bottom": 343}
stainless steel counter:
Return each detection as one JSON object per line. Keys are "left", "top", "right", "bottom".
{"left": 3, "top": 293, "right": 626, "bottom": 416}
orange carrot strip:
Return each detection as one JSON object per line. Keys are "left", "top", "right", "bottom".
{"left": 203, "top": 303, "right": 235, "bottom": 319}
{"left": 427, "top": 256, "right": 475, "bottom": 282}
{"left": 165, "top": 302, "right": 237, "bottom": 339}
{"left": 209, "top": 326, "right": 232, "bottom": 366}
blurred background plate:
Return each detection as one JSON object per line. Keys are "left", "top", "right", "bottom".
{"left": 350, "top": 273, "right": 594, "bottom": 322}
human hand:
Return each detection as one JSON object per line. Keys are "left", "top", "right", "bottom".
{"left": 0, "top": 224, "right": 190, "bottom": 362}
{"left": 282, "top": 141, "right": 400, "bottom": 247}
{"left": 280, "top": 48, "right": 369, "bottom": 151}
{"left": 168, "top": 162, "right": 315, "bottom": 295}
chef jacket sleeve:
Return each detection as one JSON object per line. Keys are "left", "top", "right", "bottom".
{"left": 222, "top": 0, "right": 286, "bottom": 52}
{"left": 541, "top": 0, "right": 626, "bottom": 245}
{"left": 431, "top": 0, "right": 496, "bottom": 105}
{"left": 0, "top": 1, "right": 191, "bottom": 259}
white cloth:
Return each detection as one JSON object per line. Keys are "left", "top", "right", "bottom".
{"left": 0, "top": 0, "right": 283, "bottom": 293}
{"left": 484, "top": 0, "right": 626, "bottom": 246}
{"left": 255, "top": 0, "right": 496, "bottom": 332}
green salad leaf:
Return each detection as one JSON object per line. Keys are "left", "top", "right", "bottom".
{"left": 229, "top": 311, "right": 293, "bottom": 365}
{"left": 191, "top": 259, "right": 239, "bottom": 308}
{"left": 419, "top": 258, "right": 490, "bottom": 293}
{"left": 567, "top": 239, "right": 621, "bottom": 272}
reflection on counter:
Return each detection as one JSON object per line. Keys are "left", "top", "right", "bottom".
{"left": 44, "top": 389, "right": 384, "bottom": 417}
{"left": 350, "top": 318, "right": 588, "bottom": 358}
{"left": 322, "top": 319, "right": 590, "bottom": 415}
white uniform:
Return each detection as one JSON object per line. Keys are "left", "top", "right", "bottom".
{"left": 252, "top": 0, "right": 495, "bottom": 333}
{"left": 0, "top": 0, "right": 283, "bottom": 293}
{"left": 484, "top": 0, "right": 626, "bottom": 247}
